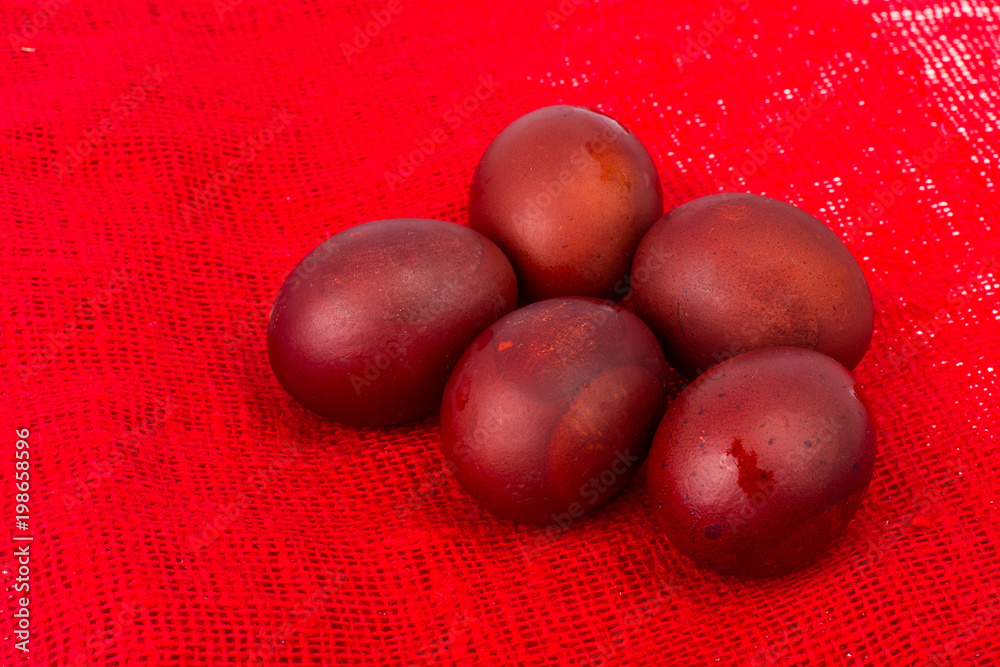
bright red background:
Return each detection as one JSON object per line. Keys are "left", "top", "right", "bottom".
{"left": 3, "top": 0, "right": 999, "bottom": 664}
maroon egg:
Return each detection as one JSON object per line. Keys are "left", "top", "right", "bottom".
{"left": 440, "top": 297, "right": 670, "bottom": 524}
{"left": 646, "top": 347, "right": 877, "bottom": 578}
{"left": 267, "top": 219, "right": 517, "bottom": 428}
{"left": 631, "top": 192, "right": 874, "bottom": 378}
{"left": 469, "top": 105, "right": 663, "bottom": 302}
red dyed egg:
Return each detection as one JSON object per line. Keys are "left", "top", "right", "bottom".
{"left": 440, "top": 297, "right": 670, "bottom": 524}
{"left": 631, "top": 192, "right": 874, "bottom": 378}
{"left": 469, "top": 105, "right": 663, "bottom": 302}
{"left": 267, "top": 219, "right": 517, "bottom": 427}
{"left": 647, "top": 347, "right": 877, "bottom": 578}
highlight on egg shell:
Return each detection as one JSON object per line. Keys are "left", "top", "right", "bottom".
{"left": 267, "top": 218, "right": 518, "bottom": 428}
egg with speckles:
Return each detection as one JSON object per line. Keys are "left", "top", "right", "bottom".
{"left": 631, "top": 192, "right": 874, "bottom": 379}
{"left": 469, "top": 105, "right": 663, "bottom": 303}
{"left": 646, "top": 347, "right": 877, "bottom": 578}
{"left": 440, "top": 297, "right": 670, "bottom": 524}
{"left": 267, "top": 219, "right": 518, "bottom": 428}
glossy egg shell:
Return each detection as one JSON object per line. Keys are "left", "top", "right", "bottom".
{"left": 631, "top": 192, "right": 874, "bottom": 378}
{"left": 267, "top": 219, "right": 518, "bottom": 428}
{"left": 469, "top": 105, "right": 663, "bottom": 302}
{"left": 440, "top": 297, "right": 670, "bottom": 524}
{"left": 646, "top": 347, "right": 877, "bottom": 578}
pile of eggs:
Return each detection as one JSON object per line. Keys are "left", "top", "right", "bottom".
{"left": 267, "top": 105, "right": 877, "bottom": 579}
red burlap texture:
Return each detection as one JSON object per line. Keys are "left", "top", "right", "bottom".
{"left": 3, "top": 0, "right": 999, "bottom": 664}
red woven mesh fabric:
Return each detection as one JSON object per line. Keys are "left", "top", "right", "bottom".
{"left": 3, "top": 0, "right": 999, "bottom": 664}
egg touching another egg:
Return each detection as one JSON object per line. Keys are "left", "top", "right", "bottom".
{"left": 646, "top": 347, "right": 877, "bottom": 578}
{"left": 267, "top": 219, "right": 517, "bottom": 428}
{"left": 440, "top": 297, "right": 670, "bottom": 525}
{"left": 631, "top": 192, "right": 874, "bottom": 379}
{"left": 469, "top": 105, "right": 663, "bottom": 303}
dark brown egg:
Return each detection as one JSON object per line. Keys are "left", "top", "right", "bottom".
{"left": 647, "top": 347, "right": 877, "bottom": 578}
{"left": 267, "top": 219, "right": 517, "bottom": 428}
{"left": 469, "top": 105, "right": 663, "bottom": 303}
{"left": 440, "top": 297, "right": 670, "bottom": 524}
{"left": 631, "top": 192, "right": 874, "bottom": 378}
